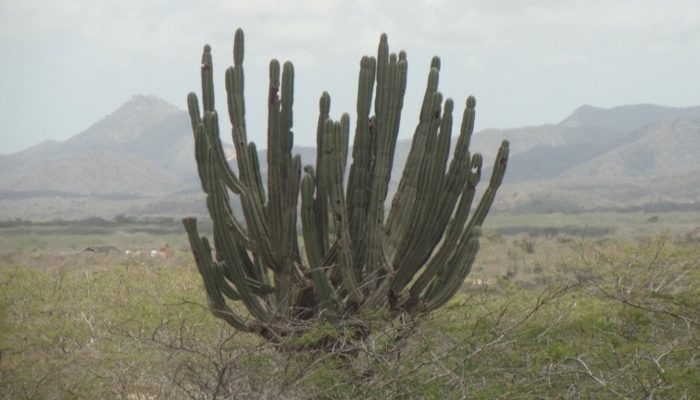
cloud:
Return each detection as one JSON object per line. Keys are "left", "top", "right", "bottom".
{"left": 1, "top": 0, "right": 700, "bottom": 153}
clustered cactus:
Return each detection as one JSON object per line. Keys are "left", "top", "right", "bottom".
{"left": 183, "top": 28, "right": 509, "bottom": 343}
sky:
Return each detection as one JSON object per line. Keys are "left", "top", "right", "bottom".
{"left": 1, "top": 0, "right": 700, "bottom": 154}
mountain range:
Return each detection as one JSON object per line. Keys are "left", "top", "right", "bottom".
{"left": 1, "top": 95, "right": 698, "bottom": 220}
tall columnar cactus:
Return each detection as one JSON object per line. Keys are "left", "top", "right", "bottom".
{"left": 183, "top": 28, "right": 509, "bottom": 342}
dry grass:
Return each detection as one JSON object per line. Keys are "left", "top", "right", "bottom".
{"left": 1, "top": 219, "right": 699, "bottom": 399}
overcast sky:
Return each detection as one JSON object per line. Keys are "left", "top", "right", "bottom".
{"left": 1, "top": 0, "right": 699, "bottom": 154}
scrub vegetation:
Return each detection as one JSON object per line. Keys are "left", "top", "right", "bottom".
{"left": 1, "top": 224, "right": 698, "bottom": 399}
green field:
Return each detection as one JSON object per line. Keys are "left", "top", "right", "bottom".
{"left": 1, "top": 213, "right": 699, "bottom": 399}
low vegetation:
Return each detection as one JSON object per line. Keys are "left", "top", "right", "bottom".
{"left": 1, "top": 223, "right": 698, "bottom": 399}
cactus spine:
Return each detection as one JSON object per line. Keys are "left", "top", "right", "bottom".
{"left": 183, "top": 28, "right": 509, "bottom": 341}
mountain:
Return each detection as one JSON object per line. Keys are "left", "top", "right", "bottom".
{"left": 478, "top": 104, "right": 700, "bottom": 212}
{"left": 475, "top": 104, "right": 700, "bottom": 178}
{"left": 560, "top": 116, "right": 700, "bottom": 182}
{"left": 1, "top": 97, "right": 698, "bottom": 220}
{"left": 0, "top": 95, "right": 197, "bottom": 196}
{"left": 65, "top": 95, "right": 182, "bottom": 149}
{"left": 560, "top": 103, "right": 700, "bottom": 131}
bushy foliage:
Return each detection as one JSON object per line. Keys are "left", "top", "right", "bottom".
{"left": 2, "top": 232, "right": 697, "bottom": 398}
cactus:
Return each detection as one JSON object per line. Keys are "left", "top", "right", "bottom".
{"left": 183, "top": 28, "right": 509, "bottom": 343}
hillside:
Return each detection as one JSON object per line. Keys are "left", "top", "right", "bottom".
{"left": 560, "top": 103, "right": 700, "bottom": 131}
{"left": 1, "top": 97, "right": 699, "bottom": 220}
{"left": 0, "top": 95, "right": 197, "bottom": 196}
{"left": 475, "top": 104, "right": 700, "bottom": 212}
{"left": 560, "top": 116, "right": 700, "bottom": 182}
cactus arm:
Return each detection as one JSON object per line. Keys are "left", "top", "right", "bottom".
{"left": 200, "top": 44, "right": 215, "bottom": 112}
{"left": 220, "top": 40, "right": 279, "bottom": 273}
{"left": 392, "top": 98, "right": 479, "bottom": 296}
{"left": 409, "top": 99, "right": 469, "bottom": 268}
{"left": 213, "top": 237, "right": 271, "bottom": 324}
{"left": 385, "top": 59, "right": 440, "bottom": 239}
{"left": 182, "top": 218, "right": 251, "bottom": 332}
{"left": 213, "top": 219, "right": 271, "bottom": 323}
{"left": 346, "top": 56, "right": 377, "bottom": 274}
{"left": 211, "top": 261, "right": 241, "bottom": 301}
{"left": 247, "top": 143, "right": 266, "bottom": 209}
{"left": 313, "top": 92, "right": 332, "bottom": 254}
{"left": 204, "top": 148, "right": 272, "bottom": 322}
{"left": 323, "top": 117, "right": 364, "bottom": 304}
{"left": 186, "top": 92, "right": 202, "bottom": 132}
{"left": 386, "top": 61, "right": 453, "bottom": 291}
{"left": 300, "top": 165, "right": 324, "bottom": 270}
{"left": 466, "top": 140, "right": 510, "bottom": 229}
{"left": 280, "top": 64, "right": 300, "bottom": 271}
{"left": 191, "top": 120, "right": 211, "bottom": 193}
{"left": 226, "top": 28, "right": 249, "bottom": 146}
{"left": 423, "top": 230, "right": 481, "bottom": 311}
{"left": 389, "top": 92, "right": 448, "bottom": 291}
{"left": 280, "top": 61, "right": 295, "bottom": 161}
{"left": 265, "top": 60, "right": 302, "bottom": 311}
{"left": 189, "top": 98, "right": 251, "bottom": 250}
{"left": 415, "top": 98, "right": 454, "bottom": 245}
{"left": 199, "top": 111, "right": 253, "bottom": 245}
{"left": 429, "top": 97, "right": 478, "bottom": 231}
{"left": 189, "top": 103, "right": 250, "bottom": 250}
{"left": 210, "top": 186, "right": 269, "bottom": 292}
{"left": 391, "top": 97, "right": 484, "bottom": 302}
{"left": 224, "top": 30, "right": 267, "bottom": 216}
{"left": 364, "top": 38, "right": 408, "bottom": 287}
{"left": 454, "top": 96, "right": 477, "bottom": 158}
{"left": 301, "top": 168, "right": 341, "bottom": 313}
{"left": 387, "top": 50, "right": 408, "bottom": 165}
{"left": 266, "top": 59, "right": 283, "bottom": 252}
{"left": 283, "top": 154, "right": 302, "bottom": 272}
{"left": 188, "top": 90, "right": 243, "bottom": 195}
{"left": 406, "top": 153, "right": 481, "bottom": 304}
{"left": 201, "top": 44, "right": 247, "bottom": 196}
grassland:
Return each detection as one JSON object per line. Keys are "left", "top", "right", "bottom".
{"left": 1, "top": 212, "right": 698, "bottom": 399}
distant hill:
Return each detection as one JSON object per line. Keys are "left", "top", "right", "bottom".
{"left": 560, "top": 103, "right": 700, "bottom": 131}
{"left": 0, "top": 95, "right": 197, "bottom": 196}
{"left": 560, "top": 116, "right": 700, "bottom": 182}
{"left": 478, "top": 104, "right": 700, "bottom": 212}
{"left": 1, "top": 96, "right": 698, "bottom": 220}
